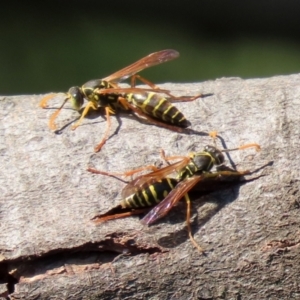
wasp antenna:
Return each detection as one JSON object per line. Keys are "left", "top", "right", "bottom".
{"left": 221, "top": 147, "right": 239, "bottom": 153}
{"left": 209, "top": 131, "right": 218, "bottom": 139}
{"left": 238, "top": 143, "right": 261, "bottom": 152}
{"left": 222, "top": 143, "right": 261, "bottom": 153}
{"left": 208, "top": 131, "right": 218, "bottom": 147}
{"left": 39, "top": 93, "right": 56, "bottom": 108}
{"left": 48, "top": 95, "right": 70, "bottom": 130}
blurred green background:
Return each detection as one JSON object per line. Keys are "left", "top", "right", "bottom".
{"left": 2, "top": 0, "right": 300, "bottom": 95}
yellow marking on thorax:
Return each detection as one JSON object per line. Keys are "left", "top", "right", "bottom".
{"left": 191, "top": 152, "right": 216, "bottom": 172}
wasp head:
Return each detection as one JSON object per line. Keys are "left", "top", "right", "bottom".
{"left": 67, "top": 86, "right": 84, "bottom": 110}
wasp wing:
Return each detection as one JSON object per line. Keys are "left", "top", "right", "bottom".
{"left": 121, "top": 157, "right": 190, "bottom": 199}
{"left": 95, "top": 87, "right": 170, "bottom": 95}
{"left": 102, "top": 49, "right": 179, "bottom": 83}
{"left": 141, "top": 175, "right": 204, "bottom": 225}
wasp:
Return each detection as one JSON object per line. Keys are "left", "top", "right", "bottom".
{"left": 40, "top": 50, "right": 202, "bottom": 152}
{"left": 88, "top": 142, "right": 260, "bottom": 252}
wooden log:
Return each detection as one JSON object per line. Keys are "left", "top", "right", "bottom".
{"left": 0, "top": 75, "right": 299, "bottom": 299}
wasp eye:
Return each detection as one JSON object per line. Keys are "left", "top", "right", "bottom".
{"left": 68, "top": 87, "right": 84, "bottom": 110}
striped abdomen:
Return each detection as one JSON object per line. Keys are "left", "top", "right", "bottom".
{"left": 120, "top": 178, "right": 178, "bottom": 209}
{"left": 126, "top": 92, "right": 191, "bottom": 128}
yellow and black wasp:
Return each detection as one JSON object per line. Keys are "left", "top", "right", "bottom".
{"left": 40, "top": 50, "right": 202, "bottom": 152}
{"left": 88, "top": 143, "right": 260, "bottom": 252}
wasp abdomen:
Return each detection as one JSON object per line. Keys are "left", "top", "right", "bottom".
{"left": 126, "top": 92, "right": 190, "bottom": 127}
{"left": 121, "top": 178, "right": 178, "bottom": 209}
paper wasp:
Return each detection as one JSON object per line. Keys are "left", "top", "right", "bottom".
{"left": 40, "top": 49, "right": 202, "bottom": 152}
{"left": 88, "top": 142, "right": 260, "bottom": 252}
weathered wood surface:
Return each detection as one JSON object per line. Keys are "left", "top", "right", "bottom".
{"left": 0, "top": 75, "right": 299, "bottom": 299}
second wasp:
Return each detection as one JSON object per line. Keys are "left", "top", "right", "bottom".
{"left": 88, "top": 142, "right": 260, "bottom": 252}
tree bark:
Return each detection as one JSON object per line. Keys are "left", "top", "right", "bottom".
{"left": 0, "top": 75, "right": 299, "bottom": 299}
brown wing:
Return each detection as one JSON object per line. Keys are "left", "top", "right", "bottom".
{"left": 95, "top": 87, "right": 170, "bottom": 95}
{"left": 102, "top": 49, "right": 179, "bottom": 83}
{"left": 141, "top": 175, "right": 204, "bottom": 225}
{"left": 121, "top": 157, "right": 190, "bottom": 199}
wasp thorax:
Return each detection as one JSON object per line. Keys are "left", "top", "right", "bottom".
{"left": 68, "top": 86, "right": 84, "bottom": 110}
{"left": 204, "top": 145, "right": 225, "bottom": 166}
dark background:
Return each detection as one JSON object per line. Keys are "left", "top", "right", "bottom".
{"left": 2, "top": 0, "right": 300, "bottom": 95}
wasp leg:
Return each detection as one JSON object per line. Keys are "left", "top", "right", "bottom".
{"left": 87, "top": 165, "right": 159, "bottom": 178}
{"left": 117, "top": 96, "right": 186, "bottom": 133}
{"left": 160, "top": 149, "right": 187, "bottom": 166}
{"left": 39, "top": 93, "right": 56, "bottom": 108}
{"left": 48, "top": 97, "right": 70, "bottom": 130}
{"left": 40, "top": 93, "right": 69, "bottom": 130}
{"left": 222, "top": 143, "right": 261, "bottom": 153}
{"left": 206, "top": 170, "right": 250, "bottom": 178}
{"left": 239, "top": 143, "right": 261, "bottom": 152}
{"left": 131, "top": 74, "right": 202, "bottom": 102}
{"left": 185, "top": 169, "right": 250, "bottom": 253}
{"left": 131, "top": 74, "right": 167, "bottom": 90}
{"left": 71, "top": 100, "right": 100, "bottom": 131}
{"left": 184, "top": 194, "right": 204, "bottom": 253}
{"left": 93, "top": 208, "right": 149, "bottom": 224}
{"left": 94, "top": 106, "right": 115, "bottom": 152}
{"left": 70, "top": 99, "right": 115, "bottom": 152}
